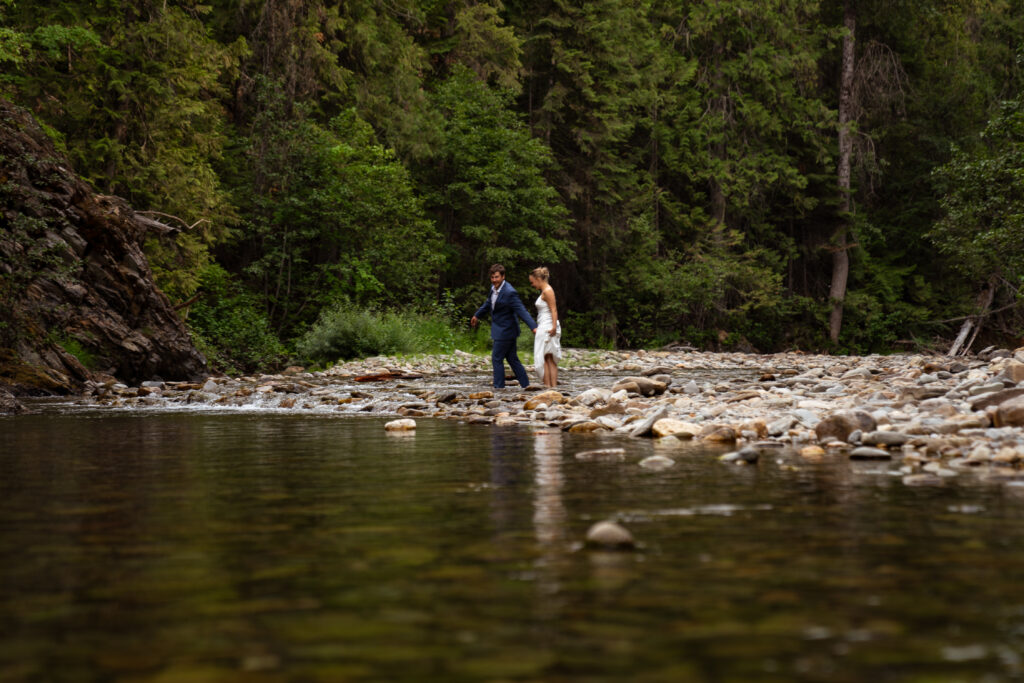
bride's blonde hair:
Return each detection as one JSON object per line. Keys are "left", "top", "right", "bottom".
{"left": 531, "top": 267, "right": 550, "bottom": 281}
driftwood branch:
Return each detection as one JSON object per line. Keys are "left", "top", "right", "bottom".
{"left": 948, "top": 277, "right": 998, "bottom": 357}
{"left": 928, "top": 301, "right": 1020, "bottom": 326}
{"left": 135, "top": 211, "right": 209, "bottom": 235}
{"left": 173, "top": 291, "right": 202, "bottom": 311}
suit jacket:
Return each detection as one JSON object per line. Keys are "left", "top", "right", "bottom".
{"left": 474, "top": 282, "right": 537, "bottom": 341}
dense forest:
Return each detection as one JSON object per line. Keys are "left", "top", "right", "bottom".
{"left": 2, "top": 0, "right": 1023, "bottom": 371}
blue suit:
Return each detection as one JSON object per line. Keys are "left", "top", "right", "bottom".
{"left": 474, "top": 282, "right": 537, "bottom": 388}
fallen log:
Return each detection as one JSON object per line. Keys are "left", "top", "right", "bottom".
{"left": 353, "top": 372, "right": 424, "bottom": 382}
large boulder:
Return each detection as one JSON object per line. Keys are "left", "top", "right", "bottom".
{"left": 0, "top": 101, "right": 205, "bottom": 393}
{"left": 814, "top": 410, "right": 876, "bottom": 443}
{"left": 995, "top": 396, "right": 1024, "bottom": 428}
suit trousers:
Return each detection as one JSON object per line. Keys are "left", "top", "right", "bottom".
{"left": 491, "top": 338, "right": 530, "bottom": 388}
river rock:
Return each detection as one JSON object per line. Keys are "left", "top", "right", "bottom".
{"left": 849, "top": 446, "right": 892, "bottom": 460}
{"left": 639, "top": 455, "right": 675, "bottom": 470}
{"left": 568, "top": 421, "right": 608, "bottom": 433}
{"left": 767, "top": 415, "right": 796, "bottom": 436}
{"left": 651, "top": 418, "right": 700, "bottom": 439}
{"left": 0, "top": 388, "right": 26, "bottom": 414}
{"left": 814, "top": 410, "right": 876, "bottom": 443}
{"left": 590, "top": 402, "right": 625, "bottom": 419}
{"left": 698, "top": 424, "right": 737, "bottom": 443}
{"left": 800, "top": 445, "right": 826, "bottom": 457}
{"left": 995, "top": 395, "right": 1024, "bottom": 427}
{"left": 860, "top": 431, "right": 910, "bottom": 447}
{"left": 1002, "top": 361, "right": 1024, "bottom": 384}
{"left": 384, "top": 418, "right": 416, "bottom": 431}
{"left": 612, "top": 376, "right": 666, "bottom": 396}
{"left": 525, "top": 390, "right": 565, "bottom": 409}
{"left": 970, "top": 387, "right": 1024, "bottom": 411}
{"left": 629, "top": 406, "right": 669, "bottom": 437}
{"left": 576, "top": 388, "right": 611, "bottom": 406}
{"left": 585, "top": 520, "right": 635, "bottom": 549}
{"left": 792, "top": 409, "right": 821, "bottom": 427}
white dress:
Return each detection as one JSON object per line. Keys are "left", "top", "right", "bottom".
{"left": 533, "top": 291, "right": 562, "bottom": 381}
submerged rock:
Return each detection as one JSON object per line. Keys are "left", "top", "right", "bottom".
{"left": 639, "top": 455, "right": 675, "bottom": 470}
{"left": 585, "top": 520, "right": 636, "bottom": 549}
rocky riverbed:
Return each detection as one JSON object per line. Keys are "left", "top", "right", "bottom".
{"left": 24, "top": 345, "right": 1024, "bottom": 487}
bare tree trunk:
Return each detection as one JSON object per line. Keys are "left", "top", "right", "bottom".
{"left": 830, "top": 0, "right": 856, "bottom": 344}
{"left": 948, "top": 277, "right": 997, "bottom": 356}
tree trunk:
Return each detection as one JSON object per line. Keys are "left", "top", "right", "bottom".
{"left": 830, "top": 0, "right": 856, "bottom": 344}
{"left": 948, "top": 277, "right": 997, "bottom": 356}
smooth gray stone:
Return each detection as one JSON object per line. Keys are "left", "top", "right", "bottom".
{"left": 849, "top": 446, "right": 892, "bottom": 460}
{"left": 861, "top": 431, "right": 911, "bottom": 447}
{"left": 585, "top": 520, "right": 635, "bottom": 549}
{"left": 969, "top": 382, "right": 1006, "bottom": 397}
{"left": 629, "top": 406, "right": 669, "bottom": 437}
{"left": 639, "top": 455, "right": 675, "bottom": 470}
{"left": 792, "top": 409, "right": 821, "bottom": 427}
{"left": 767, "top": 415, "right": 796, "bottom": 436}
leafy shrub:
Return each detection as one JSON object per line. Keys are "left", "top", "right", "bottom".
{"left": 296, "top": 303, "right": 420, "bottom": 363}
{"left": 186, "top": 264, "right": 285, "bottom": 374}
{"left": 296, "top": 300, "right": 496, "bottom": 364}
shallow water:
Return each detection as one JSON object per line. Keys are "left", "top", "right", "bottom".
{"left": 3, "top": 407, "right": 1024, "bottom": 681}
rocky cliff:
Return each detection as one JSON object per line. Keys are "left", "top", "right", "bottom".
{"left": 0, "top": 99, "right": 206, "bottom": 398}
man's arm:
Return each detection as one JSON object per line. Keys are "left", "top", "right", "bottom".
{"left": 511, "top": 295, "right": 537, "bottom": 332}
{"left": 471, "top": 298, "right": 490, "bottom": 326}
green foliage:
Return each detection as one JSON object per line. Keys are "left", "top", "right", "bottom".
{"left": 58, "top": 336, "right": 96, "bottom": 369}
{"left": 295, "top": 297, "right": 496, "bottom": 364}
{"left": 419, "top": 65, "right": 573, "bottom": 282}
{"left": 5, "top": 0, "right": 1024, "bottom": 356}
{"left": 230, "top": 88, "right": 442, "bottom": 336}
{"left": 4, "top": 1, "right": 244, "bottom": 301}
{"left": 186, "top": 264, "right": 286, "bottom": 375}
{"left": 0, "top": 0, "right": 30, "bottom": 67}
{"left": 931, "top": 95, "right": 1024, "bottom": 285}
{"left": 295, "top": 303, "right": 422, "bottom": 363}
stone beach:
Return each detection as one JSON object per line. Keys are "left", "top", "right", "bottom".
{"left": 50, "top": 345, "right": 1024, "bottom": 487}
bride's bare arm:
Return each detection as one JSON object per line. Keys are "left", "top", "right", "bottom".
{"left": 544, "top": 287, "right": 558, "bottom": 335}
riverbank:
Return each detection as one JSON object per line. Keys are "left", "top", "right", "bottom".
{"left": 25, "top": 345, "right": 1024, "bottom": 485}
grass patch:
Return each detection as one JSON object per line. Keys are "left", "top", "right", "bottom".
{"left": 59, "top": 337, "right": 97, "bottom": 370}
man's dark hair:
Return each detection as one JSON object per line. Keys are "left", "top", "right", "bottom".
{"left": 488, "top": 264, "right": 506, "bottom": 276}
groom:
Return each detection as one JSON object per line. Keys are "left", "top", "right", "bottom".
{"left": 471, "top": 264, "right": 537, "bottom": 389}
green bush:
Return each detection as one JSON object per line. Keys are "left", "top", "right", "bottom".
{"left": 296, "top": 301, "right": 495, "bottom": 364}
{"left": 186, "top": 264, "right": 286, "bottom": 374}
{"left": 296, "top": 304, "right": 420, "bottom": 363}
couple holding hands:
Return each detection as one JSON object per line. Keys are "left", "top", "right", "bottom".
{"left": 470, "top": 264, "right": 561, "bottom": 389}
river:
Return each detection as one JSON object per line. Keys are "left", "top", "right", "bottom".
{"left": 3, "top": 401, "right": 1024, "bottom": 681}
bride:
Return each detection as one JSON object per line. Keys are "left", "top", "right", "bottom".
{"left": 528, "top": 267, "right": 561, "bottom": 387}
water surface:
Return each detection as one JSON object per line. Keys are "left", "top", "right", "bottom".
{"left": 3, "top": 408, "right": 1024, "bottom": 681}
